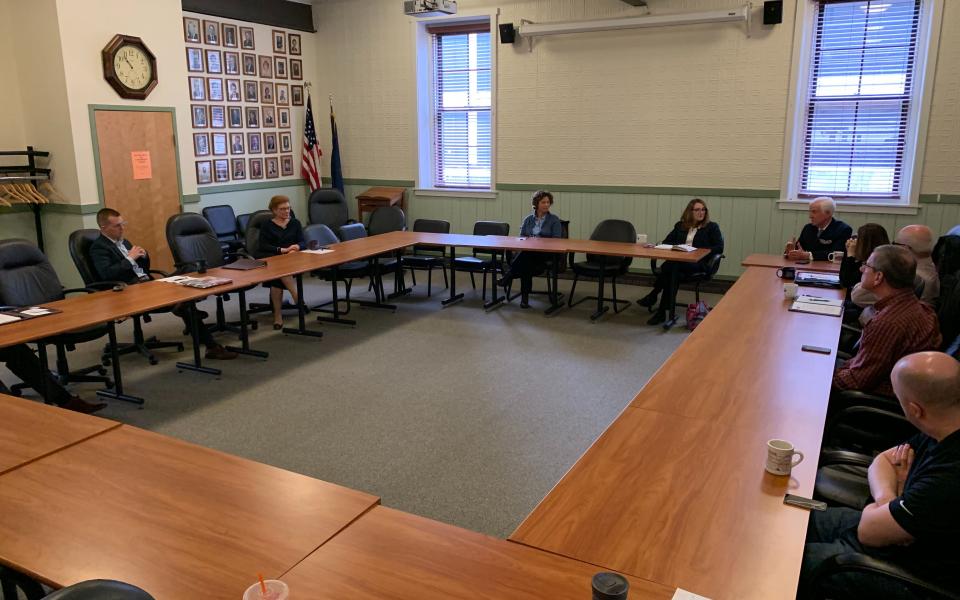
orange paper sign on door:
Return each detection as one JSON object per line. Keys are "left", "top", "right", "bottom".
{"left": 131, "top": 151, "right": 152, "bottom": 180}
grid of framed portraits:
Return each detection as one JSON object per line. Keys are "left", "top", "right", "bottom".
{"left": 185, "top": 14, "right": 303, "bottom": 184}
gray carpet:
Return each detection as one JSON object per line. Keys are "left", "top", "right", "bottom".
{"left": 3, "top": 274, "right": 720, "bottom": 538}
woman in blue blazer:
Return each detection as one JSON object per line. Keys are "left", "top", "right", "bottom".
{"left": 638, "top": 198, "right": 724, "bottom": 325}
{"left": 499, "top": 190, "right": 562, "bottom": 308}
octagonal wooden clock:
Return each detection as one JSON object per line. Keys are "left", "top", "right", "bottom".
{"left": 102, "top": 34, "right": 158, "bottom": 100}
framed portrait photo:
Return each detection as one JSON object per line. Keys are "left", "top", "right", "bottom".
{"left": 249, "top": 157, "right": 263, "bottom": 180}
{"left": 275, "top": 83, "right": 289, "bottom": 106}
{"left": 231, "top": 158, "right": 246, "bottom": 180}
{"left": 205, "top": 49, "right": 222, "bottom": 74}
{"left": 289, "top": 59, "right": 302, "bottom": 81}
{"left": 210, "top": 105, "right": 226, "bottom": 129}
{"left": 291, "top": 85, "right": 303, "bottom": 106}
{"left": 258, "top": 55, "right": 273, "bottom": 79}
{"left": 226, "top": 79, "right": 241, "bottom": 102}
{"left": 193, "top": 133, "right": 210, "bottom": 157}
{"left": 228, "top": 106, "right": 243, "bottom": 128}
{"left": 259, "top": 81, "right": 274, "bottom": 105}
{"left": 278, "top": 107, "right": 290, "bottom": 129}
{"left": 203, "top": 20, "right": 220, "bottom": 45}
{"left": 208, "top": 77, "right": 224, "bottom": 102}
{"left": 272, "top": 30, "right": 286, "bottom": 54}
{"left": 247, "top": 132, "right": 262, "bottom": 154}
{"left": 196, "top": 160, "right": 212, "bottom": 185}
{"left": 288, "top": 33, "right": 301, "bottom": 56}
{"left": 224, "top": 51, "right": 239, "bottom": 75}
{"left": 240, "top": 26, "right": 255, "bottom": 50}
{"left": 263, "top": 131, "right": 278, "bottom": 154}
{"left": 222, "top": 23, "right": 238, "bottom": 48}
{"left": 184, "top": 17, "right": 201, "bottom": 43}
{"left": 186, "top": 47, "right": 204, "bottom": 72}
{"left": 243, "top": 80, "right": 258, "bottom": 102}
{"left": 188, "top": 76, "right": 206, "bottom": 101}
{"left": 274, "top": 56, "right": 288, "bottom": 80}
{"left": 265, "top": 156, "right": 279, "bottom": 179}
{"left": 211, "top": 132, "right": 228, "bottom": 156}
{"left": 242, "top": 52, "right": 257, "bottom": 76}
{"left": 245, "top": 106, "right": 260, "bottom": 128}
{"left": 230, "top": 133, "right": 245, "bottom": 155}
{"left": 280, "top": 155, "right": 294, "bottom": 176}
{"left": 262, "top": 106, "right": 277, "bottom": 128}
{"left": 191, "top": 104, "right": 208, "bottom": 128}
{"left": 279, "top": 131, "right": 292, "bottom": 153}
{"left": 213, "top": 159, "right": 230, "bottom": 182}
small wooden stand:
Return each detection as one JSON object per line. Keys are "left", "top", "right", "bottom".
{"left": 356, "top": 186, "right": 405, "bottom": 223}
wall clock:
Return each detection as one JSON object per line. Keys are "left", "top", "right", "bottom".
{"left": 102, "top": 34, "right": 158, "bottom": 100}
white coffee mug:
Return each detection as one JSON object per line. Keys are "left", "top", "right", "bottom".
{"left": 636, "top": 234, "right": 648, "bottom": 245}
{"left": 827, "top": 251, "right": 844, "bottom": 263}
{"left": 783, "top": 283, "right": 799, "bottom": 299}
{"left": 766, "top": 439, "right": 804, "bottom": 476}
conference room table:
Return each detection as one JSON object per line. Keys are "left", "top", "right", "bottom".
{"left": 511, "top": 266, "right": 845, "bottom": 599}
{"left": 0, "top": 422, "right": 379, "bottom": 599}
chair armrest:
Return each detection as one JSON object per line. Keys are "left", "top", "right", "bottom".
{"left": 835, "top": 390, "right": 902, "bottom": 412}
{"left": 811, "top": 553, "right": 960, "bottom": 600}
{"left": 148, "top": 268, "right": 172, "bottom": 278}
{"left": 841, "top": 323, "right": 862, "bottom": 335}
{"left": 818, "top": 449, "right": 874, "bottom": 469}
{"left": 80, "top": 280, "right": 128, "bottom": 291}
{"left": 61, "top": 286, "right": 97, "bottom": 296}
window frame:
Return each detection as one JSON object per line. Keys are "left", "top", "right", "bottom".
{"left": 779, "top": 0, "right": 943, "bottom": 214}
{"left": 413, "top": 11, "right": 497, "bottom": 196}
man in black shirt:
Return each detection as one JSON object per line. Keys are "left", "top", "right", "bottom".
{"left": 785, "top": 196, "right": 853, "bottom": 261}
{"left": 800, "top": 351, "right": 960, "bottom": 598}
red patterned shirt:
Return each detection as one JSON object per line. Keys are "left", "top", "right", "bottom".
{"left": 834, "top": 288, "right": 942, "bottom": 396}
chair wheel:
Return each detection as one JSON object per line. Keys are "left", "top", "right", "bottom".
{"left": 177, "top": 344, "right": 185, "bottom": 352}
{"left": 105, "top": 381, "right": 115, "bottom": 389}
{"left": 251, "top": 322, "right": 259, "bottom": 330}
{"left": 149, "top": 358, "right": 159, "bottom": 365}
{"left": 97, "top": 367, "right": 107, "bottom": 376}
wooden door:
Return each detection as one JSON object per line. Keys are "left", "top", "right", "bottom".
{"left": 94, "top": 110, "right": 181, "bottom": 273}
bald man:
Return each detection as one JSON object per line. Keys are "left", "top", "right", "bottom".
{"left": 785, "top": 196, "right": 853, "bottom": 261}
{"left": 802, "top": 352, "right": 960, "bottom": 598}
{"left": 895, "top": 224, "right": 940, "bottom": 304}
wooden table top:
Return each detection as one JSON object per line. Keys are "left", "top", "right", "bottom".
{"left": 0, "top": 393, "right": 119, "bottom": 475}
{"left": 281, "top": 506, "right": 676, "bottom": 600}
{"left": 742, "top": 253, "right": 841, "bottom": 273}
{"left": 0, "top": 426, "right": 378, "bottom": 599}
{"left": 511, "top": 267, "right": 844, "bottom": 600}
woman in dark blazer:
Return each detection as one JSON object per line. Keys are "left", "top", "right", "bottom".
{"left": 258, "top": 195, "right": 305, "bottom": 329}
{"left": 499, "top": 190, "right": 563, "bottom": 308}
{"left": 638, "top": 198, "right": 724, "bottom": 325}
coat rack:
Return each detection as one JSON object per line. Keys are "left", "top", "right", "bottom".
{"left": 0, "top": 146, "right": 52, "bottom": 251}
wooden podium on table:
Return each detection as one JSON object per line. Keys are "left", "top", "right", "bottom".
{"left": 356, "top": 186, "right": 405, "bottom": 224}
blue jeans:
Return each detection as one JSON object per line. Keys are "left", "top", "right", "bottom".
{"left": 799, "top": 507, "right": 922, "bottom": 599}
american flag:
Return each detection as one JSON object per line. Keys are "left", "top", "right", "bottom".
{"left": 300, "top": 94, "right": 322, "bottom": 191}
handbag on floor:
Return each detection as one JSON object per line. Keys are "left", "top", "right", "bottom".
{"left": 686, "top": 300, "right": 710, "bottom": 330}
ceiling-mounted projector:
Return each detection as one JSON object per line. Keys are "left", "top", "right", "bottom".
{"left": 404, "top": 0, "right": 457, "bottom": 17}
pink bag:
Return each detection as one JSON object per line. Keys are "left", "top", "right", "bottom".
{"left": 686, "top": 300, "right": 710, "bottom": 330}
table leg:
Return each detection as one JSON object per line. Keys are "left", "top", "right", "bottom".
{"left": 483, "top": 252, "right": 507, "bottom": 311}
{"left": 387, "top": 248, "right": 412, "bottom": 300}
{"left": 176, "top": 302, "right": 222, "bottom": 376}
{"left": 283, "top": 273, "right": 324, "bottom": 338}
{"left": 663, "top": 261, "right": 680, "bottom": 330}
{"left": 97, "top": 320, "right": 145, "bottom": 404}
{"left": 442, "top": 245, "right": 464, "bottom": 307}
{"left": 357, "top": 256, "right": 398, "bottom": 312}
{"left": 226, "top": 289, "right": 268, "bottom": 358}
{"left": 591, "top": 257, "right": 610, "bottom": 321}
{"left": 544, "top": 253, "right": 564, "bottom": 316}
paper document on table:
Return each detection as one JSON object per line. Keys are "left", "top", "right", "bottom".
{"left": 655, "top": 244, "right": 697, "bottom": 252}
{"left": 672, "top": 589, "right": 711, "bottom": 600}
{"left": 797, "top": 295, "right": 842, "bottom": 307}
{"left": 158, "top": 276, "right": 190, "bottom": 283}
{"left": 790, "top": 298, "right": 842, "bottom": 317}
{"left": 302, "top": 248, "right": 334, "bottom": 254}
{"left": 0, "top": 313, "right": 22, "bottom": 325}
{"left": 20, "top": 307, "right": 53, "bottom": 316}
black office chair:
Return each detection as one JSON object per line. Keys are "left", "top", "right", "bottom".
{"left": 308, "top": 188, "right": 355, "bottom": 238}
{"left": 68, "top": 229, "right": 183, "bottom": 365}
{"left": 304, "top": 223, "right": 365, "bottom": 326}
{"left": 44, "top": 580, "right": 156, "bottom": 600}
{"left": 806, "top": 553, "right": 960, "bottom": 600}
{"left": 505, "top": 219, "right": 570, "bottom": 306}
{"left": 0, "top": 238, "right": 112, "bottom": 393}
{"left": 236, "top": 212, "right": 253, "bottom": 237}
{"left": 405, "top": 219, "right": 450, "bottom": 297}
{"left": 453, "top": 221, "right": 510, "bottom": 303}
{"left": 165, "top": 213, "right": 251, "bottom": 336}
{"left": 365, "top": 206, "right": 407, "bottom": 299}
{"left": 202, "top": 204, "right": 244, "bottom": 256}
{"left": 567, "top": 219, "right": 636, "bottom": 321}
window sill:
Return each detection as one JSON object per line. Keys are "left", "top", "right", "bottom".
{"left": 777, "top": 200, "right": 919, "bottom": 216}
{"left": 414, "top": 188, "right": 498, "bottom": 199}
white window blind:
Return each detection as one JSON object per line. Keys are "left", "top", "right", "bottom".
{"left": 430, "top": 23, "right": 491, "bottom": 189}
{"left": 800, "top": 0, "right": 921, "bottom": 201}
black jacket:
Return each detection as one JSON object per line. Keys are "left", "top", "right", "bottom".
{"left": 662, "top": 221, "right": 724, "bottom": 259}
{"left": 797, "top": 219, "right": 853, "bottom": 261}
{"left": 89, "top": 234, "right": 149, "bottom": 284}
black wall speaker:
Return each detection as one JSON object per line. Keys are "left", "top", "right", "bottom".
{"left": 499, "top": 23, "right": 516, "bottom": 44}
{"left": 763, "top": 1, "right": 783, "bottom": 25}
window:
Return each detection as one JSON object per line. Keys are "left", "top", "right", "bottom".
{"left": 424, "top": 22, "right": 492, "bottom": 190}
{"left": 785, "top": 0, "right": 939, "bottom": 208}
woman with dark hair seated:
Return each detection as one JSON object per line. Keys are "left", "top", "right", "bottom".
{"left": 499, "top": 190, "right": 562, "bottom": 308}
{"left": 638, "top": 198, "right": 724, "bottom": 325}
{"left": 841, "top": 223, "right": 890, "bottom": 316}
{"left": 258, "top": 195, "right": 304, "bottom": 329}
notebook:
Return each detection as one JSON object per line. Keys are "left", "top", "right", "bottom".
{"left": 222, "top": 258, "right": 267, "bottom": 270}
{"left": 789, "top": 295, "right": 843, "bottom": 317}
{"left": 654, "top": 244, "right": 697, "bottom": 252}
{"left": 795, "top": 271, "right": 841, "bottom": 288}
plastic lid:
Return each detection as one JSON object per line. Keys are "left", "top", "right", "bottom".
{"left": 592, "top": 572, "right": 629, "bottom": 600}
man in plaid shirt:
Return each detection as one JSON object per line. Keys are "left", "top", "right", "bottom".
{"left": 834, "top": 245, "right": 941, "bottom": 397}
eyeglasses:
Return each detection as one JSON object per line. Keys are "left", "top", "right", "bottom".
{"left": 861, "top": 262, "right": 877, "bottom": 271}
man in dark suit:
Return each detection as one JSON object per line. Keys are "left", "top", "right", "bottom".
{"left": 785, "top": 196, "right": 853, "bottom": 261}
{"left": 90, "top": 208, "right": 236, "bottom": 360}
{"left": 0, "top": 345, "right": 106, "bottom": 413}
